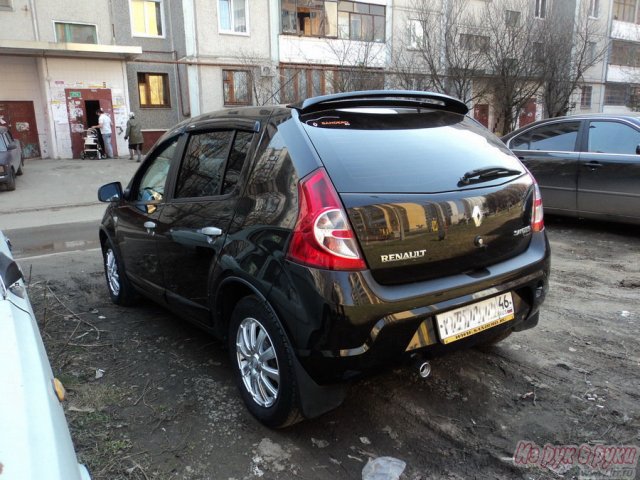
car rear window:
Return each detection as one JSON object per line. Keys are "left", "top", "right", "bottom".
{"left": 300, "top": 109, "right": 523, "bottom": 194}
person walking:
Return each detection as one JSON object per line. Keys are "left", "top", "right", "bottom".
{"left": 124, "top": 112, "right": 144, "bottom": 162}
{"left": 93, "top": 108, "right": 114, "bottom": 159}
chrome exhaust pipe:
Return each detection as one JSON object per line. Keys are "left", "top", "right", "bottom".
{"left": 411, "top": 354, "right": 432, "bottom": 378}
{"left": 418, "top": 361, "right": 431, "bottom": 378}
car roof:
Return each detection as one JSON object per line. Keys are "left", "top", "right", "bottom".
{"left": 503, "top": 112, "right": 640, "bottom": 139}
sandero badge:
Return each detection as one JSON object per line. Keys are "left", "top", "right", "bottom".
{"left": 97, "top": 90, "right": 550, "bottom": 427}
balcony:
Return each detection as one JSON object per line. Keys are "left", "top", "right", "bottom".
{"left": 611, "top": 20, "right": 640, "bottom": 42}
{"left": 278, "top": 35, "right": 387, "bottom": 67}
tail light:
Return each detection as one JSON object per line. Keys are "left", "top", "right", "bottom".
{"left": 531, "top": 180, "right": 544, "bottom": 232}
{"left": 287, "top": 168, "right": 366, "bottom": 270}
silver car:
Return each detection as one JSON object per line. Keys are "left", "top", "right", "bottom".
{"left": 0, "top": 126, "right": 24, "bottom": 191}
{"left": 0, "top": 231, "right": 90, "bottom": 479}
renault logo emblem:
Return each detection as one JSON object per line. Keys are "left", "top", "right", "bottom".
{"left": 472, "top": 205, "right": 483, "bottom": 227}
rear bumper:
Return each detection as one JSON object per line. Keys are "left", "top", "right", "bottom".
{"left": 272, "top": 231, "right": 550, "bottom": 384}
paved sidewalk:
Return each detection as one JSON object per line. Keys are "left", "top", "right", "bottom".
{"left": 1, "top": 157, "right": 140, "bottom": 231}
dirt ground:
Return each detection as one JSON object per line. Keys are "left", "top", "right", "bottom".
{"left": 23, "top": 217, "right": 640, "bottom": 480}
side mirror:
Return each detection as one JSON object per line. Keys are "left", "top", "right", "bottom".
{"left": 0, "top": 252, "right": 23, "bottom": 287}
{"left": 98, "top": 182, "right": 123, "bottom": 202}
{"left": 636, "top": 144, "right": 640, "bottom": 155}
{"left": 6, "top": 142, "right": 17, "bottom": 151}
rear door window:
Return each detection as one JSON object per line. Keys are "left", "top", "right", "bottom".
{"left": 175, "top": 131, "right": 234, "bottom": 198}
{"left": 510, "top": 121, "right": 581, "bottom": 152}
{"left": 587, "top": 121, "right": 640, "bottom": 154}
{"left": 175, "top": 130, "right": 254, "bottom": 198}
{"left": 0, "top": 133, "right": 6, "bottom": 152}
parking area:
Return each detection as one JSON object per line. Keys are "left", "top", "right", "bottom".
{"left": 20, "top": 217, "right": 640, "bottom": 480}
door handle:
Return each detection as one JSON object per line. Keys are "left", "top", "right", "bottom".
{"left": 584, "top": 161, "right": 602, "bottom": 169}
{"left": 199, "top": 226, "right": 223, "bottom": 237}
{"left": 144, "top": 221, "right": 156, "bottom": 235}
{"left": 198, "top": 227, "right": 222, "bottom": 245}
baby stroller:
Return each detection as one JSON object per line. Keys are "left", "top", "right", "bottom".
{"left": 81, "top": 127, "right": 105, "bottom": 159}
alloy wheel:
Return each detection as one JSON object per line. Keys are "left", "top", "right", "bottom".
{"left": 235, "top": 317, "right": 280, "bottom": 408}
{"left": 105, "top": 248, "right": 120, "bottom": 297}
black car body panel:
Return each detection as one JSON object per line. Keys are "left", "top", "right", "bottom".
{"left": 99, "top": 91, "right": 550, "bottom": 423}
{"left": 503, "top": 113, "right": 640, "bottom": 225}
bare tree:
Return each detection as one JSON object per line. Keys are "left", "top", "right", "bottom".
{"left": 235, "top": 49, "right": 279, "bottom": 106}
{"left": 481, "top": 0, "right": 548, "bottom": 134}
{"left": 319, "top": 36, "right": 387, "bottom": 92}
{"left": 391, "top": 0, "right": 491, "bottom": 104}
{"left": 539, "top": 1, "right": 609, "bottom": 117}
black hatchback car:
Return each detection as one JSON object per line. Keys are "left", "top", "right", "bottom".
{"left": 98, "top": 91, "right": 550, "bottom": 427}
{"left": 502, "top": 113, "right": 640, "bottom": 225}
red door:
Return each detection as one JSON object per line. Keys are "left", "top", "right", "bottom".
{"left": 473, "top": 104, "right": 489, "bottom": 128}
{"left": 519, "top": 99, "right": 537, "bottom": 128}
{"left": 0, "top": 101, "right": 41, "bottom": 158}
{"left": 65, "top": 89, "right": 116, "bottom": 159}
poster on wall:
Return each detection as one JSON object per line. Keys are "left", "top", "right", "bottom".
{"left": 51, "top": 101, "right": 68, "bottom": 125}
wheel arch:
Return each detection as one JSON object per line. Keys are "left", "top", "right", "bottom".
{"left": 213, "top": 276, "right": 270, "bottom": 340}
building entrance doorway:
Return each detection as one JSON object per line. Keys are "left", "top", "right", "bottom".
{"left": 65, "top": 89, "right": 116, "bottom": 159}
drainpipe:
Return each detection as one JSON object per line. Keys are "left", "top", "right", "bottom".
{"left": 182, "top": 0, "right": 200, "bottom": 117}
{"left": 28, "top": 0, "right": 39, "bottom": 41}
{"left": 602, "top": 0, "right": 614, "bottom": 113}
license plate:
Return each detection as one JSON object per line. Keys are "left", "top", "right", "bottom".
{"left": 436, "top": 293, "right": 515, "bottom": 344}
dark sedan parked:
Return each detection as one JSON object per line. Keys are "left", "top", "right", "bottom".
{"left": 502, "top": 113, "right": 640, "bottom": 225}
{"left": 98, "top": 91, "right": 550, "bottom": 427}
{"left": 0, "top": 126, "right": 24, "bottom": 191}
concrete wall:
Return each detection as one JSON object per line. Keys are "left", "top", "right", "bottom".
{"left": 111, "top": 0, "right": 186, "bottom": 130}
{"left": 0, "top": 0, "right": 36, "bottom": 41}
{"left": 43, "top": 58, "right": 130, "bottom": 158}
{"left": 0, "top": 55, "right": 48, "bottom": 156}
{"left": 35, "top": 0, "right": 113, "bottom": 44}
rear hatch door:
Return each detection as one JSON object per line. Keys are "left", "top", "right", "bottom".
{"left": 300, "top": 109, "right": 535, "bottom": 285}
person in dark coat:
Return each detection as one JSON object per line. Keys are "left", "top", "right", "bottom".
{"left": 124, "top": 112, "right": 144, "bottom": 162}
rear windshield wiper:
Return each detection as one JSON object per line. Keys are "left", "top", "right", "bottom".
{"left": 458, "top": 166, "right": 523, "bottom": 186}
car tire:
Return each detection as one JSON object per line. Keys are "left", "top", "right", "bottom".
{"left": 16, "top": 158, "right": 24, "bottom": 176}
{"left": 6, "top": 167, "right": 16, "bottom": 191}
{"left": 229, "top": 295, "right": 303, "bottom": 428}
{"left": 102, "top": 238, "right": 137, "bottom": 306}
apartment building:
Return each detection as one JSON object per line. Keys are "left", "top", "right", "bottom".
{"left": 0, "top": 1, "right": 635, "bottom": 158}
{"left": 0, "top": 0, "right": 140, "bottom": 159}
{"left": 606, "top": 0, "right": 640, "bottom": 111}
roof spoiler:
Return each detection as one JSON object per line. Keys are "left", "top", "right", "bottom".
{"left": 288, "top": 90, "right": 469, "bottom": 115}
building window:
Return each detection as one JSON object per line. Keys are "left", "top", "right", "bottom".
{"left": 581, "top": 86, "right": 593, "bottom": 108}
{"left": 408, "top": 19, "right": 424, "bottom": 49}
{"left": 280, "top": 65, "right": 383, "bottom": 103}
{"left": 604, "top": 84, "right": 628, "bottom": 105}
{"left": 219, "top": 0, "right": 248, "bottom": 34}
{"left": 281, "top": 0, "right": 385, "bottom": 42}
{"left": 459, "top": 34, "right": 489, "bottom": 52}
{"left": 587, "top": 41, "right": 597, "bottom": 63}
{"left": 505, "top": 10, "right": 521, "bottom": 27}
{"left": 223, "top": 70, "right": 251, "bottom": 105}
{"left": 613, "top": 0, "right": 638, "bottom": 23}
{"left": 54, "top": 22, "right": 97, "bottom": 44}
{"left": 534, "top": 0, "right": 548, "bottom": 18}
{"left": 610, "top": 41, "right": 640, "bottom": 67}
{"left": 588, "top": 0, "right": 600, "bottom": 17}
{"left": 281, "top": 67, "right": 339, "bottom": 103}
{"left": 138, "top": 72, "right": 170, "bottom": 107}
{"left": 0, "top": 0, "right": 12, "bottom": 11}
{"left": 131, "top": 0, "right": 163, "bottom": 37}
